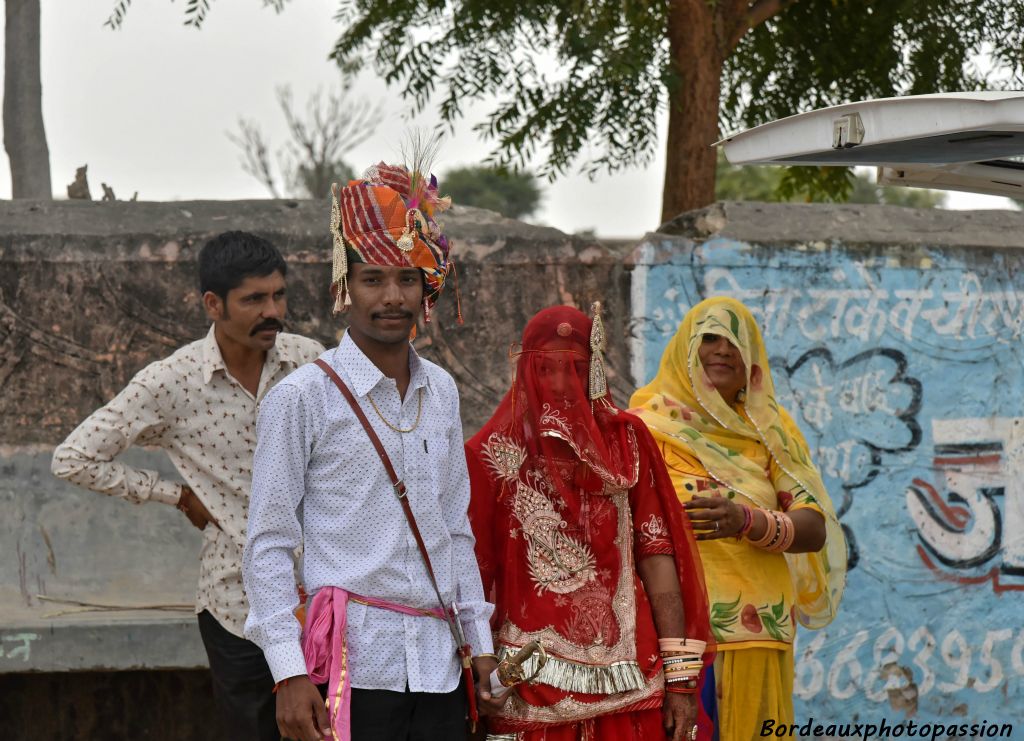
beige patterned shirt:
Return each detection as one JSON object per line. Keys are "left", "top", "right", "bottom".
{"left": 52, "top": 325, "right": 324, "bottom": 636}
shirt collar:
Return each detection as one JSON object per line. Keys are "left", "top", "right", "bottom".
{"left": 334, "top": 331, "right": 433, "bottom": 398}
{"left": 201, "top": 325, "right": 226, "bottom": 385}
{"left": 200, "top": 324, "right": 300, "bottom": 386}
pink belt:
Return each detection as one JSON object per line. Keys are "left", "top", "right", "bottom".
{"left": 301, "top": 586, "right": 448, "bottom": 741}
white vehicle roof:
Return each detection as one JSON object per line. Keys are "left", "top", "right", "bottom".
{"left": 716, "top": 92, "right": 1024, "bottom": 198}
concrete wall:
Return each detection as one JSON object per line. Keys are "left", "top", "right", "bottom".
{"left": 633, "top": 201, "right": 1024, "bottom": 733}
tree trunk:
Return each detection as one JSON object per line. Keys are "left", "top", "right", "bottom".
{"left": 660, "top": 0, "right": 724, "bottom": 225}
{"left": 4, "top": 0, "right": 52, "bottom": 199}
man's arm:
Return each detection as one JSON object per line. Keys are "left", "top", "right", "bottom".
{"left": 440, "top": 383, "right": 495, "bottom": 657}
{"left": 244, "top": 382, "right": 331, "bottom": 741}
{"left": 242, "top": 382, "right": 312, "bottom": 683}
{"left": 438, "top": 382, "right": 502, "bottom": 714}
{"left": 51, "top": 377, "right": 182, "bottom": 506}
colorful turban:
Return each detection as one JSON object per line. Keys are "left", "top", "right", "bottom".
{"left": 330, "top": 163, "right": 457, "bottom": 320}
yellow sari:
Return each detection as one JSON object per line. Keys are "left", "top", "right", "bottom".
{"left": 629, "top": 297, "right": 846, "bottom": 740}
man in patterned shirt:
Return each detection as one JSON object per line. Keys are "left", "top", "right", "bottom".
{"left": 243, "top": 163, "right": 502, "bottom": 741}
{"left": 52, "top": 231, "right": 324, "bottom": 741}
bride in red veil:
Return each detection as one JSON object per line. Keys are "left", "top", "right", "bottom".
{"left": 466, "top": 304, "right": 714, "bottom": 740}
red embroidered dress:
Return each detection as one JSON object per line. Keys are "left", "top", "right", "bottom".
{"left": 466, "top": 306, "right": 712, "bottom": 739}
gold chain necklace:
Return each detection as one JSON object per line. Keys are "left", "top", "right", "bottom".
{"left": 367, "top": 387, "right": 423, "bottom": 433}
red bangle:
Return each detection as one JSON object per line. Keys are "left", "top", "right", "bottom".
{"left": 272, "top": 678, "right": 289, "bottom": 694}
{"left": 666, "top": 684, "right": 699, "bottom": 694}
{"left": 737, "top": 505, "right": 753, "bottom": 537}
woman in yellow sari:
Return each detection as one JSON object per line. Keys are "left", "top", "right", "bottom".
{"left": 629, "top": 297, "right": 846, "bottom": 740}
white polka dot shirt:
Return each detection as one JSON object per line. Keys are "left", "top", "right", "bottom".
{"left": 243, "top": 331, "right": 495, "bottom": 689}
{"left": 51, "top": 325, "right": 325, "bottom": 636}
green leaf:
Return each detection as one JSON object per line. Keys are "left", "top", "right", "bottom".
{"left": 761, "top": 616, "right": 785, "bottom": 641}
{"left": 726, "top": 309, "right": 740, "bottom": 338}
{"left": 710, "top": 595, "right": 741, "bottom": 617}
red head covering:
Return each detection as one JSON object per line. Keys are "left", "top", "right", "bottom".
{"left": 481, "top": 304, "right": 637, "bottom": 492}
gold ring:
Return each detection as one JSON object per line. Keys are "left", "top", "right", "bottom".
{"left": 689, "top": 724, "right": 698, "bottom": 740}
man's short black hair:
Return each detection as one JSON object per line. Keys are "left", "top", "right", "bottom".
{"left": 198, "top": 231, "right": 287, "bottom": 300}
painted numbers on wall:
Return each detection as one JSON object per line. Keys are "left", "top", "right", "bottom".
{"left": 795, "top": 626, "right": 1024, "bottom": 702}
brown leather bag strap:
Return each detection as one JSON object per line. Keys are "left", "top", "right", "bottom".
{"left": 314, "top": 360, "right": 404, "bottom": 493}
{"left": 313, "top": 359, "right": 442, "bottom": 607}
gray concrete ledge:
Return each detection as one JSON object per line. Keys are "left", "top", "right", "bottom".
{"left": 657, "top": 200, "right": 1024, "bottom": 250}
{"left": 0, "top": 610, "right": 206, "bottom": 673}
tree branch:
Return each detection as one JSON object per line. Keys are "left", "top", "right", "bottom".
{"left": 725, "top": 0, "right": 797, "bottom": 54}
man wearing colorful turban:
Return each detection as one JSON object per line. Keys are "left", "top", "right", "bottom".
{"left": 244, "top": 162, "right": 500, "bottom": 741}
{"left": 330, "top": 162, "right": 459, "bottom": 323}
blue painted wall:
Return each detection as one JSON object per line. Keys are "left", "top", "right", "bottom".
{"left": 632, "top": 235, "right": 1024, "bottom": 731}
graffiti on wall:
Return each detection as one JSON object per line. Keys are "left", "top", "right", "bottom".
{"left": 632, "top": 237, "right": 1024, "bottom": 722}
{"left": 778, "top": 347, "right": 922, "bottom": 569}
{"left": 907, "top": 417, "right": 1024, "bottom": 593}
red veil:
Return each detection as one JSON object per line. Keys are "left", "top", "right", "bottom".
{"left": 467, "top": 305, "right": 713, "bottom": 733}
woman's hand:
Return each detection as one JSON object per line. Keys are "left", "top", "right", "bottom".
{"left": 684, "top": 495, "right": 745, "bottom": 540}
{"left": 663, "top": 692, "right": 698, "bottom": 741}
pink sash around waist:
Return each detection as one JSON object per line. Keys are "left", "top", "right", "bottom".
{"left": 300, "top": 586, "right": 448, "bottom": 741}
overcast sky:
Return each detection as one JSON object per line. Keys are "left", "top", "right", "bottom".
{"left": 0, "top": 1, "right": 1016, "bottom": 237}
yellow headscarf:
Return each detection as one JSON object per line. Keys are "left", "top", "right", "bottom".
{"left": 630, "top": 297, "right": 846, "bottom": 629}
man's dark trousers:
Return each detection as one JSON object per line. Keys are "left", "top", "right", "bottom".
{"left": 349, "top": 680, "right": 468, "bottom": 740}
{"left": 198, "top": 610, "right": 279, "bottom": 741}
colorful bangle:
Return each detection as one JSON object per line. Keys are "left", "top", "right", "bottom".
{"left": 748, "top": 509, "right": 796, "bottom": 553}
{"left": 745, "top": 508, "right": 768, "bottom": 546}
{"left": 765, "top": 512, "right": 795, "bottom": 553}
{"left": 661, "top": 652, "right": 703, "bottom": 660}
{"left": 766, "top": 510, "right": 783, "bottom": 548}
{"left": 665, "top": 675, "right": 699, "bottom": 693}
{"left": 658, "top": 638, "right": 706, "bottom": 655}
{"left": 781, "top": 515, "right": 796, "bottom": 551}
{"left": 664, "top": 665, "right": 703, "bottom": 675}
{"left": 666, "top": 685, "right": 699, "bottom": 694}
{"left": 737, "top": 505, "right": 753, "bottom": 538}
{"left": 662, "top": 656, "right": 703, "bottom": 666}
{"left": 749, "top": 509, "right": 780, "bottom": 549}
{"left": 770, "top": 511, "right": 790, "bottom": 552}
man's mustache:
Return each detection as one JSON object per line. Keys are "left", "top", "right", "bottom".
{"left": 250, "top": 319, "right": 284, "bottom": 335}
{"left": 372, "top": 311, "right": 413, "bottom": 320}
